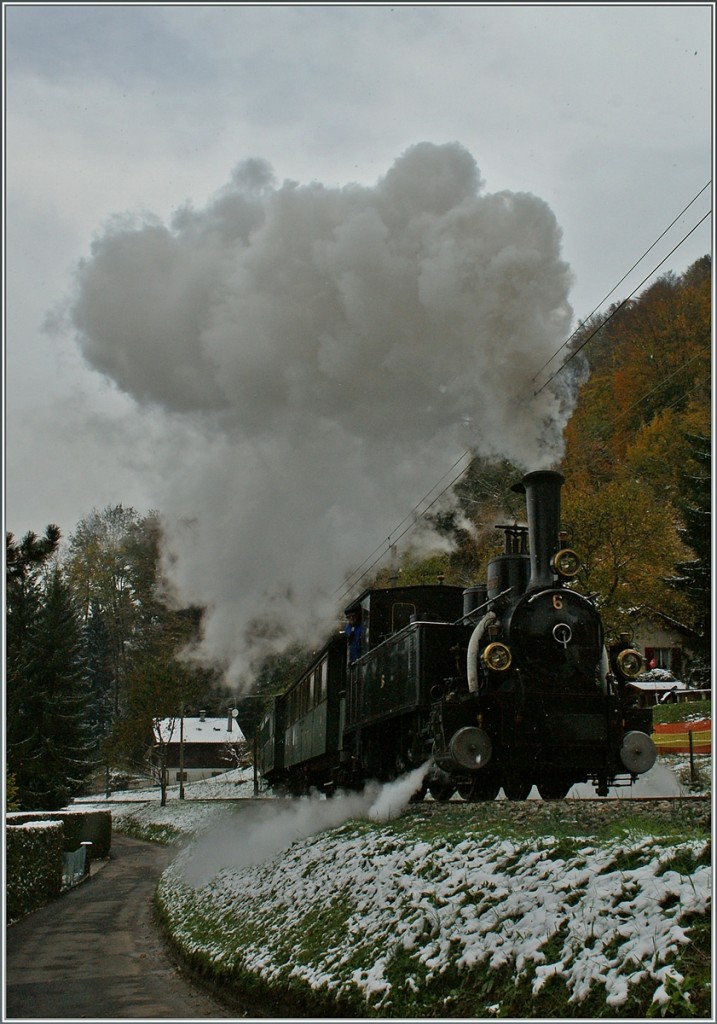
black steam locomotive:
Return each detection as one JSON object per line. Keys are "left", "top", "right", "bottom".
{"left": 257, "top": 471, "right": 656, "bottom": 800}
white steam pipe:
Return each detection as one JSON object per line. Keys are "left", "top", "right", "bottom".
{"left": 467, "top": 611, "right": 497, "bottom": 693}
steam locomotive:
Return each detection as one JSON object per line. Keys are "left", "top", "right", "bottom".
{"left": 257, "top": 470, "right": 657, "bottom": 800}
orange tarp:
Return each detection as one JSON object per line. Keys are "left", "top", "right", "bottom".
{"left": 653, "top": 720, "right": 711, "bottom": 754}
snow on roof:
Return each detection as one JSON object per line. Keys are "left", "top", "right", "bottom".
{"left": 627, "top": 680, "right": 687, "bottom": 692}
{"left": 153, "top": 716, "right": 246, "bottom": 745}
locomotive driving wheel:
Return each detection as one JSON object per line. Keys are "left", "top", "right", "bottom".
{"left": 502, "top": 774, "right": 532, "bottom": 800}
{"left": 536, "top": 775, "right": 573, "bottom": 799}
{"left": 428, "top": 779, "right": 456, "bottom": 802}
{"left": 457, "top": 774, "right": 501, "bottom": 802}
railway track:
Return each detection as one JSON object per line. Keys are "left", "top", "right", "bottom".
{"left": 405, "top": 794, "right": 711, "bottom": 834}
{"left": 94, "top": 792, "right": 709, "bottom": 807}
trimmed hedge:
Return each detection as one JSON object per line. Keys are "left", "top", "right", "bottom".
{"left": 6, "top": 820, "right": 64, "bottom": 922}
{"left": 6, "top": 810, "right": 112, "bottom": 923}
{"left": 6, "top": 809, "right": 112, "bottom": 858}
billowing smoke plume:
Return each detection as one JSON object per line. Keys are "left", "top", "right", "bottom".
{"left": 68, "top": 142, "right": 576, "bottom": 682}
{"left": 177, "top": 763, "right": 432, "bottom": 889}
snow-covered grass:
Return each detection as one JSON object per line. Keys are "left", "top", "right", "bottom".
{"left": 158, "top": 810, "right": 711, "bottom": 1018}
{"left": 85, "top": 757, "right": 712, "bottom": 1019}
{"left": 76, "top": 765, "right": 260, "bottom": 803}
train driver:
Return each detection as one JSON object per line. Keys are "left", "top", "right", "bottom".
{"left": 345, "top": 609, "right": 363, "bottom": 663}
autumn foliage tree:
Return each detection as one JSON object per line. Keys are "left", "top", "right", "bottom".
{"left": 562, "top": 257, "right": 710, "bottom": 487}
{"left": 558, "top": 257, "right": 710, "bottom": 666}
{"left": 560, "top": 478, "right": 690, "bottom": 640}
{"left": 63, "top": 505, "right": 229, "bottom": 786}
{"left": 366, "top": 257, "right": 710, "bottom": 681}
{"left": 666, "top": 432, "right": 711, "bottom": 682}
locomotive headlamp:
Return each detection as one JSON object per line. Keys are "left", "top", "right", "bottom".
{"left": 552, "top": 548, "right": 581, "bottom": 578}
{"left": 482, "top": 642, "right": 512, "bottom": 672}
{"left": 616, "top": 649, "right": 643, "bottom": 679}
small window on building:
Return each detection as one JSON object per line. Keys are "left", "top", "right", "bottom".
{"left": 176, "top": 771, "right": 188, "bottom": 782}
{"left": 645, "top": 647, "right": 681, "bottom": 672}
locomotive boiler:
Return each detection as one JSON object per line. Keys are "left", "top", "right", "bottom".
{"left": 258, "top": 470, "right": 656, "bottom": 800}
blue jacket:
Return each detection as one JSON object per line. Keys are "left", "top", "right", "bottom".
{"left": 346, "top": 622, "right": 363, "bottom": 662}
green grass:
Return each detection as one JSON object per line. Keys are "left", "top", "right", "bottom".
{"left": 653, "top": 699, "right": 711, "bottom": 725}
{"left": 105, "top": 691, "right": 713, "bottom": 1018}
{"left": 142, "top": 803, "right": 712, "bottom": 1020}
{"left": 114, "top": 817, "right": 184, "bottom": 845}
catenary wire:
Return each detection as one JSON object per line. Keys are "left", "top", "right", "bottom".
{"left": 336, "top": 355, "right": 710, "bottom": 602}
{"left": 334, "top": 207, "right": 712, "bottom": 599}
{"left": 333, "top": 455, "right": 474, "bottom": 602}
{"left": 337, "top": 347, "right": 709, "bottom": 598}
{"left": 533, "top": 210, "right": 711, "bottom": 398}
{"left": 602, "top": 349, "right": 710, "bottom": 430}
{"left": 529, "top": 181, "right": 711, "bottom": 385}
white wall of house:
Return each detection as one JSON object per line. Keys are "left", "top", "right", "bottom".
{"left": 630, "top": 619, "right": 685, "bottom": 674}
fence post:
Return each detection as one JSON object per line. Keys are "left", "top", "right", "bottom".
{"left": 689, "top": 729, "right": 695, "bottom": 786}
{"left": 81, "top": 841, "right": 93, "bottom": 876}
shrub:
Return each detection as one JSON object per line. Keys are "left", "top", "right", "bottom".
{"left": 6, "top": 820, "right": 64, "bottom": 922}
{"left": 6, "top": 809, "right": 112, "bottom": 858}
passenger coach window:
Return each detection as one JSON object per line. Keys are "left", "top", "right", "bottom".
{"left": 313, "top": 668, "right": 321, "bottom": 706}
{"left": 392, "top": 602, "right": 416, "bottom": 631}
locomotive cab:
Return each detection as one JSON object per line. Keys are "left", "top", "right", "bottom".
{"left": 343, "top": 584, "right": 465, "bottom": 654}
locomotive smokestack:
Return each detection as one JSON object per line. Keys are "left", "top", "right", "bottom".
{"left": 513, "top": 470, "right": 564, "bottom": 592}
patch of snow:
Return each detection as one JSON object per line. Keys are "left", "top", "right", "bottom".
{"left": 157, "top": 802, "right": 710, "bottom": 1013}
{"left": 92, "top": 751, "right": 710, "bottom": 1014}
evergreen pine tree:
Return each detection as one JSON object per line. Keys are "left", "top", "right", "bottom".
{"left": 668, "top": 433, "right": 711, "bottom": 685}
{"left": 7, "top": 530, "right": 95, "bottom": 809}
{"left": 6, "top": 527, "right": 61, "bottom": 796}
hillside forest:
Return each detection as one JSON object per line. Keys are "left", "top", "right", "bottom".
{"left": 5, "top": 256, "right": 711, "bottom": 809}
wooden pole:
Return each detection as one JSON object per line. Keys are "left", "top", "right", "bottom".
{"left": 179, "top": 708, "right": 185, "bottom": 800}
{"left": 689, "top": 728, "right": 695, "bottom": 786}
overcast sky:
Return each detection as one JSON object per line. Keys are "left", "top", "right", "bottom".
{"left": 3, "top": 3, "right": 713, "bottom": 679}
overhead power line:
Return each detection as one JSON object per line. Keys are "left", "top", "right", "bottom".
{"left": 337, "top": 355, "right": 709, "bottom": 603}
{"left": 530, "top": 181, "right": 711, "bottom": 387}
{"left": 333, "top": 193, "right": 713, "bottom": 600}
{"left": 333, "top": 450, "right": 472, "bottom": 601}
{"left": 533, "top": 209, "right": 711, "bottom": 398}
{"left": 608, "top": 349, "right": 710, "bottom": 428}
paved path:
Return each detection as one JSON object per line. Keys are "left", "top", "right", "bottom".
{"left": 5, "top": 834, "right": 246, "bottom": 1020}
